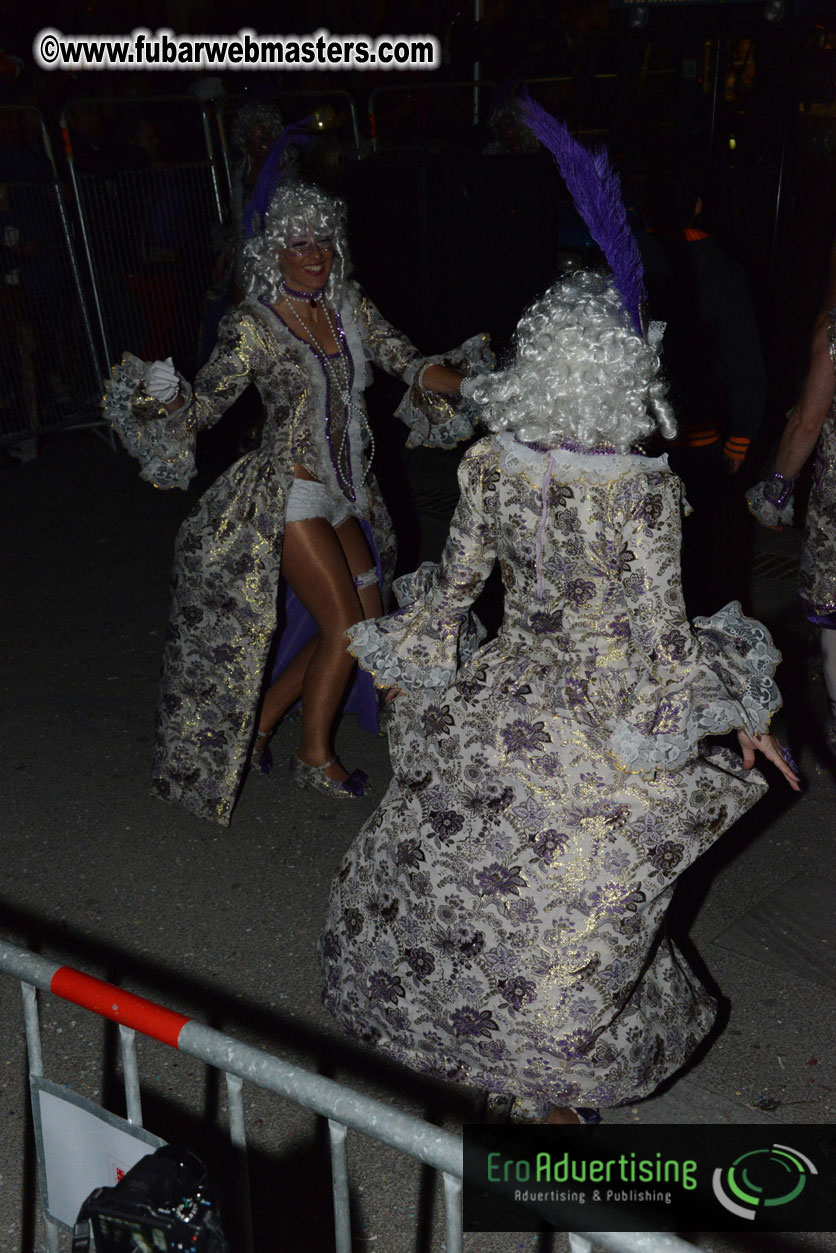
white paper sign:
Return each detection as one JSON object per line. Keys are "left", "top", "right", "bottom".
{"left": 32, "top": 1080, "right": 164, "bottom": 1229}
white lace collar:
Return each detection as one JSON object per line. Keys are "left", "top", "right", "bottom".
{"left": 494, "top": 432, "right": 671, "bottom": 481}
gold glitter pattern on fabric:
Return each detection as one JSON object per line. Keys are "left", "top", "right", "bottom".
{"left": 133, "top": 289, "right": 454, "bottom": 824}
{"left": 322, "top": 435, "right": 784, "bottom": 1115}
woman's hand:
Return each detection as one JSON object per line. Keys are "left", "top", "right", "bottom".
{"left": 420, "top": 364, "right": 463, "bottom": 397}
{"left": 145, "top": 357, "right": 182, "bottom": 412}
{"left": 736, "top": 729, "right": 802, "bottom": 791}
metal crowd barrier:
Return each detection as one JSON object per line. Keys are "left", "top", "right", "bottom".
{"left": 0, "top": 937, "right": 709, "bottom": 1253}
{"left": 61, "top": 96, "right": 225, "bottom": 378}
{"left": 0, "top": 105, "right": 104, "bottom": 453}
{"left": 0, "top": 937, "right": 464, "bottom": 1253}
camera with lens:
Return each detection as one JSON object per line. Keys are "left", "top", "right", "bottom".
{"left": 72, "top": 1143, "right": 228, "bottom": 1252}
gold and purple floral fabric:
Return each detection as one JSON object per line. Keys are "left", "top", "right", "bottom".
{"left": 104, "top": 286, "right": 481, "bottom": 824}
{"left": 322, "top": 435, "right": 783, "bottom": 1116}
{"left": 798, "top": 313, "right": 836, "bottom": 623}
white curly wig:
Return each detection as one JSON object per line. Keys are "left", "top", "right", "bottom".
{"left": 471, "top": 270, "right": 676, "bottom": 451}
{"left": 242, "top": 178, "right": 352, "bottom": 306}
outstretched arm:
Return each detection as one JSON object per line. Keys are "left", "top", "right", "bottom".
{"left": 104, "top": 310, "right": 267, "bottom": 489}
{"left": 354, "top": 293, "right": 463, "bottom": 393}
{"left": 609, "top": 469, "right": 784, "bottom": 774}
{"left": 346, "top": 442, "right": 497, "bottom": 691}
{"left": 133, "top": 311, "right": 263, "bottom": 424}
{"left": 355, "top": 290, "right": 425, "bottom": 383}
{"left": 773, "top": 315, "right": 835, "bottom": 481}
{"left": 746, "top": 313, "right": 835, "bottom": 528}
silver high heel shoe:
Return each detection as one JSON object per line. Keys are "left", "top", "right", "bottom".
{"left": 288, "top": 754, "right": 370, "bottom": 798}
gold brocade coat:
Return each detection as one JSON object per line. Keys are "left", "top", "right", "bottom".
{"left": 322, "top": 435, "right": 784, "bottom": 1114}
{"left": 106, "top": 283, "right": 485, "bottom": 824}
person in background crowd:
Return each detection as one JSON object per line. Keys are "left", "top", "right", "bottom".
{"left": 747, "top": 270, "right": 836, "bottom": 759}
{"left": 640, "top": 166, "right": 767, "bottom": 613}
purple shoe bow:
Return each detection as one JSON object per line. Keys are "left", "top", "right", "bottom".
{"left": 341, "top": 768, "right": 369, "bottom": 797}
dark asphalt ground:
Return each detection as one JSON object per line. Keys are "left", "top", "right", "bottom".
{"left": 1, "top": 419, "right": 835, "bottom": 1253}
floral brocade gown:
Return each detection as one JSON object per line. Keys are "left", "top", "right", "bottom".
{"left": 798, "top": 311, "right": 836, "bottom": 625}
{"left": 104, "top": 283, "right": 489, "bottom": 824}
{"left": 321, "top": 434, "right": 783, "bottom": 1116}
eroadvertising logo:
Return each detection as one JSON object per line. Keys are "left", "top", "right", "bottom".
{"left": 712, "top": 1143, "right": 818, "bottom": 1220}
{"left": 462, "top": 1125, "right": 836, "bottom": 1233}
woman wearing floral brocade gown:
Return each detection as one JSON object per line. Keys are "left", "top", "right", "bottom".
{"left": 321, "top": 271, "right": 800, "bottom": 1124}
{"left": 104, "top": 179, "right": 489, "bottom": 823}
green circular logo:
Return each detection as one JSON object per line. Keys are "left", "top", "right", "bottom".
{"left": 713, "top": 1144, "right": 817, "bottom": 1220}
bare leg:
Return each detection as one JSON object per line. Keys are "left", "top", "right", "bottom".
{"left": 255, "top": 513, "right": 381, "bottom": 772}
{"left": 258, "top": 516, "right": 382, "bottom": 740}
{"left": 277, "top": 516, "right": 370, "bottom": 782}
{"left": 258, "top": 635, "right": 317, "bottom": 734}
{"left": 334, "top": 515, "right": 383, "bottom": 619}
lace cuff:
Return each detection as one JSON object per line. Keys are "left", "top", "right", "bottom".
{"left": 103, "top": 352, "right": 196, "bottom": 491}
{"left": 608, "top": 601, "right": 782, "bottom": 773}
{"left": 745, "top": 481, "right": 795, "bottom": 528}
{"left": 396, "top": 333, "right": 494, "bottom": 450}
{"left": 346, "top": 561, "right": 486, "bottom": 691}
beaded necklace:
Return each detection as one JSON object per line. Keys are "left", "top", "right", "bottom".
{"left": 282, "top": 278, "right": 322, "bottom": 309}
{"left": 517, "top": 436, "right": 618, "bottom": 456}
{"left": 267, "top": 289, "right": 375, "bottom": 501}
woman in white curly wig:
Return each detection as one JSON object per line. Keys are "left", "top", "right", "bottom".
{"left": 474, "top": 269, "right": 675, "bottom": 450}
{"left": 105, "top": 175, "right": 490, "bottom": 822}
{"left": 321, "top": 264, "right": 799, "bottom": 1127}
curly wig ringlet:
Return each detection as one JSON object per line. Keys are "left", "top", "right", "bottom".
{"left": 471, "top": 271, "right": 676, "bottom": 452}
{"left": 243, "top": 178, "right": 352, "bottom": 306}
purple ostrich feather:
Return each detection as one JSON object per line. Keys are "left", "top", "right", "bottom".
{"left": 242, "top": 121, "right": 312, "bottom": 238}
{"left": 518, "top": 91, "right": 645, "bottom": 336}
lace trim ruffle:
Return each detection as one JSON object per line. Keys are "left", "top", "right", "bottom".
{"left": 495, "top": 433, "right": 671, "bottom": 482}
{"left": 102, "top": 352, "right": 196, "bottom": 491}
{"left": 608, "top": 601, "right": 782, "bottom": 774}
{"left": 396, "top": 333, "right": 494, "bottom": 450}
{"left": 346, "top": 561, "right": 486, "bottom": 691}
